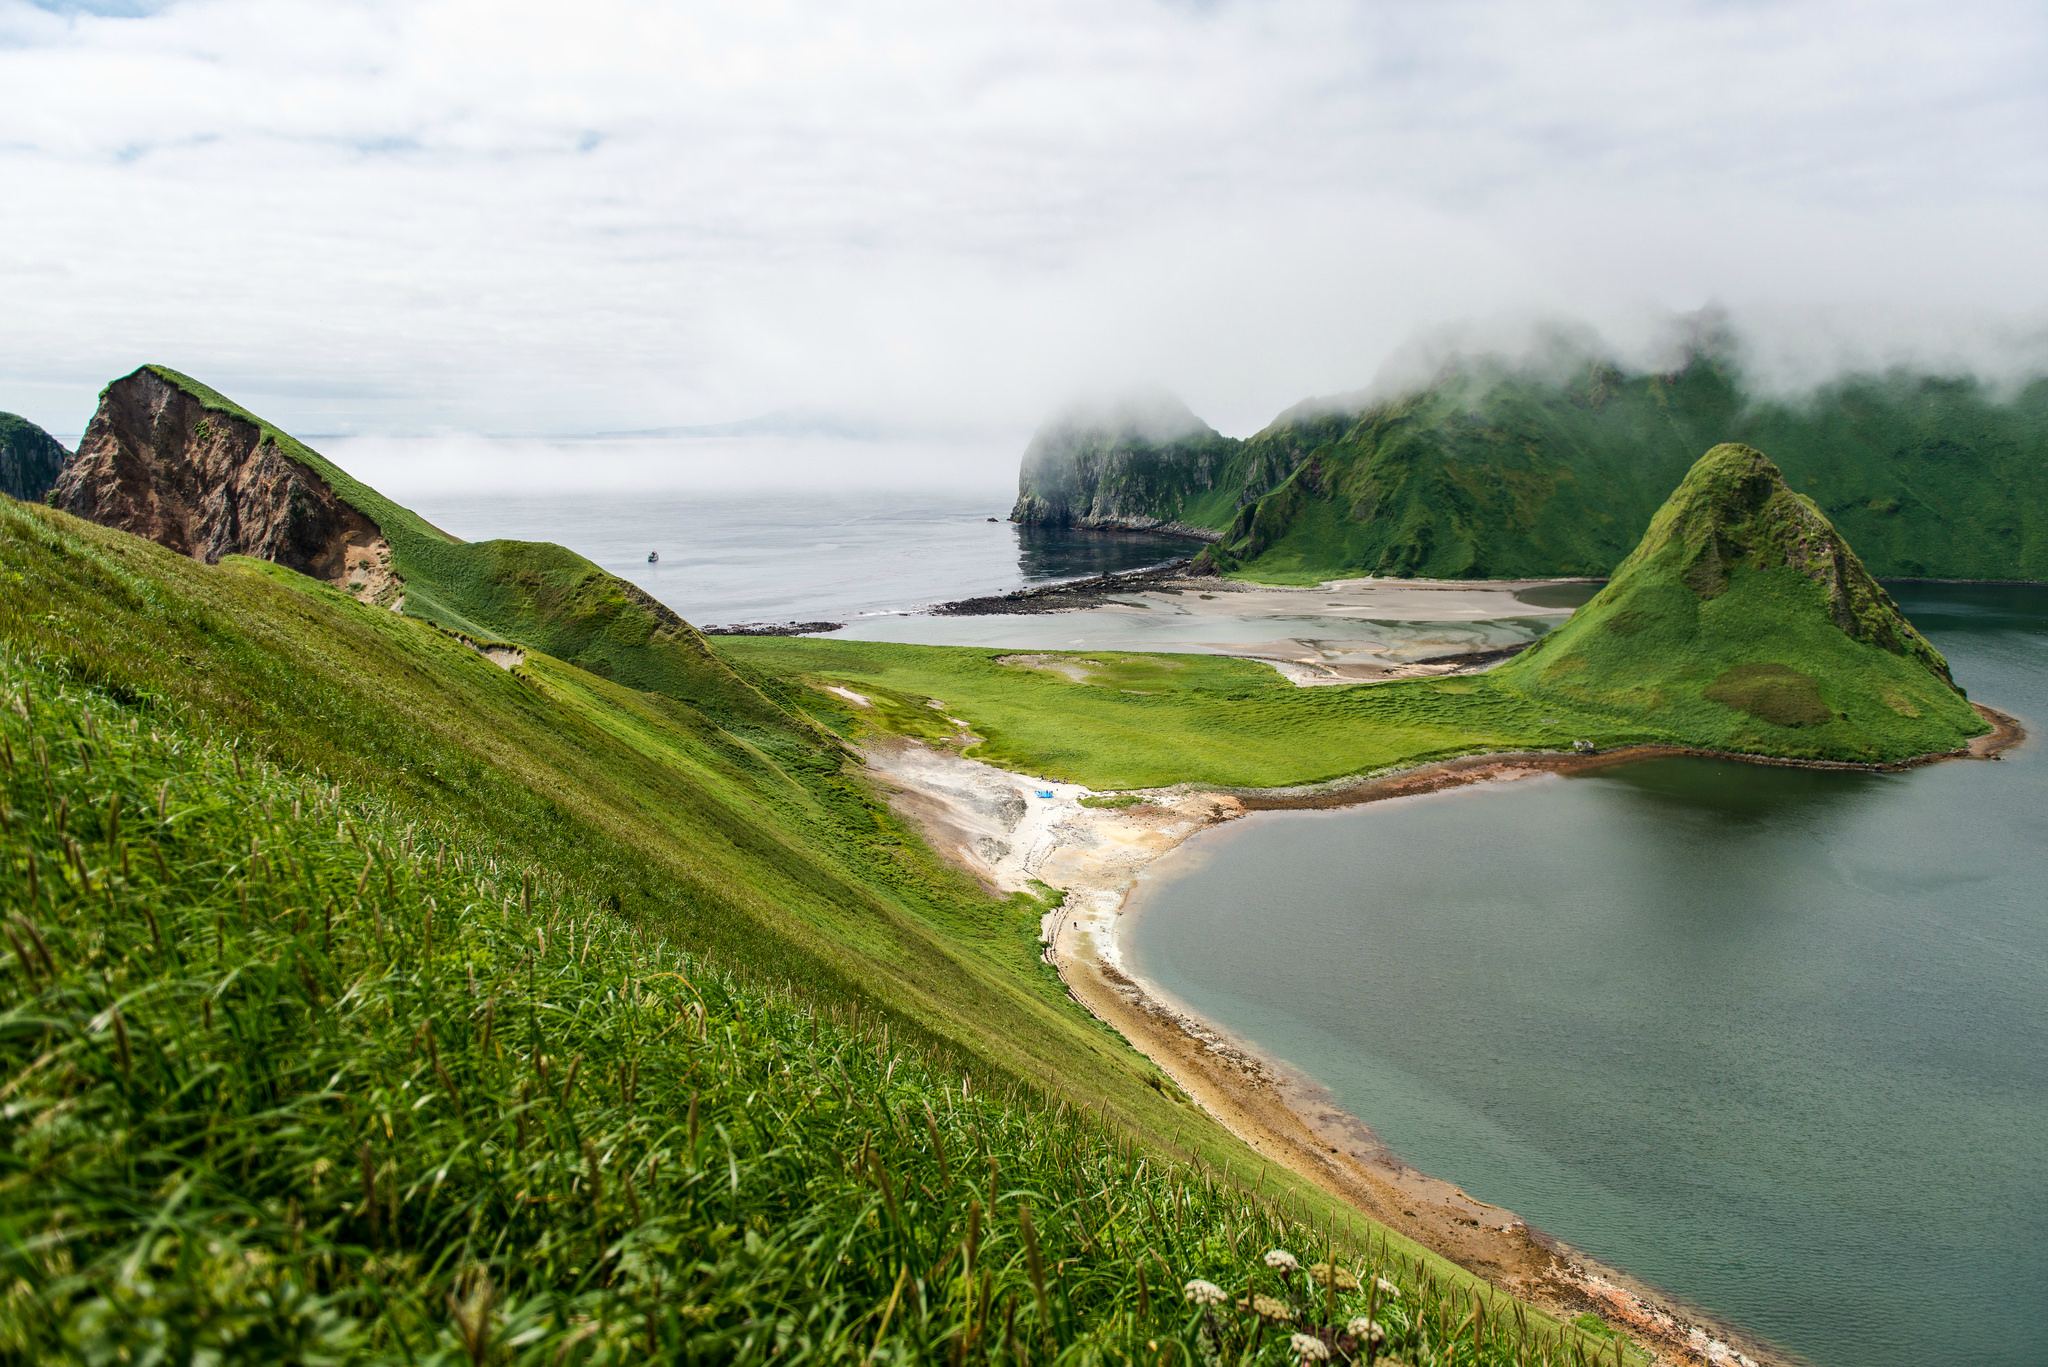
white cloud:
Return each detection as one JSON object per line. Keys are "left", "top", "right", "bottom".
{"left": 1, "top": 0, "right": 2043, "bottom": 469}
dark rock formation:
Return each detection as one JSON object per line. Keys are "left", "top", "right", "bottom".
{"left": 1010, "top": 391, "right": 1239, "bottom": 534}
{"left": 0, "top": 413, "right": 72, "bottom": 502}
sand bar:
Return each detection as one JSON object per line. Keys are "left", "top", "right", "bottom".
{"left": 834, "top": 574, "right": 1594, "bottom": 681}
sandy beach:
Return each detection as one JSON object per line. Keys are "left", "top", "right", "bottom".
{"left": 859, "top": 702, "right": 2024, "bottom": 1367}
{"left": 836, "top": 573, "right": 1593, "bottom": 681}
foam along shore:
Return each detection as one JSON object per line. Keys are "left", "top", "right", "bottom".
{"left": 860, "top": 707, "right": 2022, "bottom": 1367}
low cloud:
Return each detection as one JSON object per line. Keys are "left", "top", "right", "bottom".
{"left": 2, "top": 0, "right": 2043, "bottom": 471}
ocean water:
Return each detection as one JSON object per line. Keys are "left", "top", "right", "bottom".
{"left": 1124, "top": 585, "right": 2048, "bottom": 1367}
{"left": 405, "top": 489, "right": 1193, "bottom": 626}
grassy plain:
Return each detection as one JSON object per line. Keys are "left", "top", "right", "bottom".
{"left": 725, "top": 639, "right": 1656, "bottom": 789}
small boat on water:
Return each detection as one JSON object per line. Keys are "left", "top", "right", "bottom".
{"left": 646, "top": 550, "right": 659, "bottom": 564}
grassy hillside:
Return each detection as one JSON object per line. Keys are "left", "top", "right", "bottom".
{"left": 1493, "top": 444, "right": 1984, "bottom": 760}
{"left": 143, "top": 366, "right": 791, "bottom": 728}
{"left": 1204, "top": 358, "right": 2048, "bottom": 583}
{"left": 1011, "top": 354, "right": 2048, "bottom": 584}
{"left": 0, "top": 497, "right": 1603, "bottom": 1363}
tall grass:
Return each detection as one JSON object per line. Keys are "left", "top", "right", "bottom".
{"left": 0, "top": 650, "right": 1629, "bottom": 1363}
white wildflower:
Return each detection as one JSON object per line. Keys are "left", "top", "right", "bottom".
{"left": 1263, "top": 1248, "right": 1300, "bottom": 1273}
{"left": 1182, "top": 1278, "right": 1226, "bottom": 1306}
{"left": 1307, "top": 1262, "right": 1358, "bottom": 1291}
{"left": 1374, "top": 1274, "right": 1402, "bottom": 1299}
{"left": 1251, "top": 1293, "right": 1293, "bottom": 1321}
{"left": 1290, "top": 1332, "right": 1331, "bottom": 1362}
{"left": 1347, "top": 1316, "right": 1386, "bottom": 1344}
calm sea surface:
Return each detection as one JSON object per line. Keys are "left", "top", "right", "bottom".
{"left": 1125, "top": 585, "right": 2048, "bottom": 1367}
{"left": 407, "top": 490, "right": 1193, "bottom": 626}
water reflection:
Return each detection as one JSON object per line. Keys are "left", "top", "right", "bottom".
{"left": 1012, "top": 522, "right": 1198, "bottom": 581}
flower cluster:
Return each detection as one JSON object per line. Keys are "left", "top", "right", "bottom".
{"left": 1179, "top": 1250, "right": 1415, "bottom": 1364}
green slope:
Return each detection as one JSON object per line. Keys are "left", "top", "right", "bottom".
{"left": 735, "top": 448, "right": 1987, "bottom": 780}
{"left": 139, "top": 366, "right": 793, "bottom": 730}
{"left": 1204, "top": 357, "right": 2048, "bottom": 583}
{"left": 1494, "top": 443, "right": 1984, "bottom": 759}
{"left": 0, "top": 498, "right": 1588, "bottom": 1361}
{"left": 1011, "top": 353, "right": 2048, "bottom": 584}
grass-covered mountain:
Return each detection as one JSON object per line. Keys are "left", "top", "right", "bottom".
{"left": 0, "top": 411, "right": 70, "bottom": 502}
{"left": 2, "top": 371, "right": 1593, "bottom": 1363}
{"left": 1494, "top": 443, "right": 1982, "bottom": 756}
{"left": 1013, "top": 351, "right": 2048, "bottom": 582}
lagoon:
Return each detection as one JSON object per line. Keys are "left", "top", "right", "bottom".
{"left": 1125, "top": 585, "right": 2048, "bottom": 1367}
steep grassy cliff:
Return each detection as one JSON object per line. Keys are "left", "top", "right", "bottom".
{"left": 0, "top": 412, "right": 70, "bottom": 502}
{"left": 1015, "top": 355, "right": 2048, "bottom": 583}
{"left": 53, "top": 365, "right": 792, "bottom": 730}
{"left": 2, "top": 394, "right": 1590, "bottom": 1361}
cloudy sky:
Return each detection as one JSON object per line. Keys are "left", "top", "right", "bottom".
{"left": 3, "top": 0, "right": 2045, "bottom": 451}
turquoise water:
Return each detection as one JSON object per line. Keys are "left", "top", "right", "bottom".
{"left": 1125, "top": 585, "right": 2048, "bottom": 1367}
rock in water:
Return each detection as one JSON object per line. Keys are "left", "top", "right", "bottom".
{"left": 0, "top": 412, "right": 72, "bottom": 503}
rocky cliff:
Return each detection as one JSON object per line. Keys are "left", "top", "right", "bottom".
{"left": 0, "top": 413, "right": 72, "bottom": 503}
{"left": 50, "top": 367, "right": 398, "bottom": 606}
{"left": 1009, "top": 391, "right": 1241, "bottom": 537}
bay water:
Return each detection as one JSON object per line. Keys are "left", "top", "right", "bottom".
{"left": 1124, "top": 586, "right": 2048, "bottom": 1367}
{"left": 405, "top": 489, "right": 1191, "bottom": 627}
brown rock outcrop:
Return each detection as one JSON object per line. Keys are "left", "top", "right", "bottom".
{"left": 51, "top": 368, "right": 398, "bottom": 605}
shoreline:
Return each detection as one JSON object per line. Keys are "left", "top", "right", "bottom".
{"left": 862, "top": 703, "right": 2022, "bottom": 1367}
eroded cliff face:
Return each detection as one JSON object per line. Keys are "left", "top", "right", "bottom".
{"left": 0, "top": 414, "right": 72, "bottom": 503}
{"left": 51, "top": 368, "right": 399, "bottom": 607}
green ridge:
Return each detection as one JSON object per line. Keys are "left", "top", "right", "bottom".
{"left": 1492, "top": 443, "right": 1984, "bottom": 759}
{"left": 737, "top": 445, "right": 1987, "bottom": 782}
{"left": 139, "top": 366, "right": 792, "bottom": 731}
{"left": 1013, "top": 355, "right": 2048, "bottom": 582}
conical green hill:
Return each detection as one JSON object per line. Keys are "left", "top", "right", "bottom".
{"left": 1498, "top": 443, "right": 1986, "bottom": 762}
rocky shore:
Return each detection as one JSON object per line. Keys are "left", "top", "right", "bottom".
{"left": 701, "top": 619, "right": 845, "bottom": 636}
{"left": 928, "top": 558, "right": 1203, "bottom": 615}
